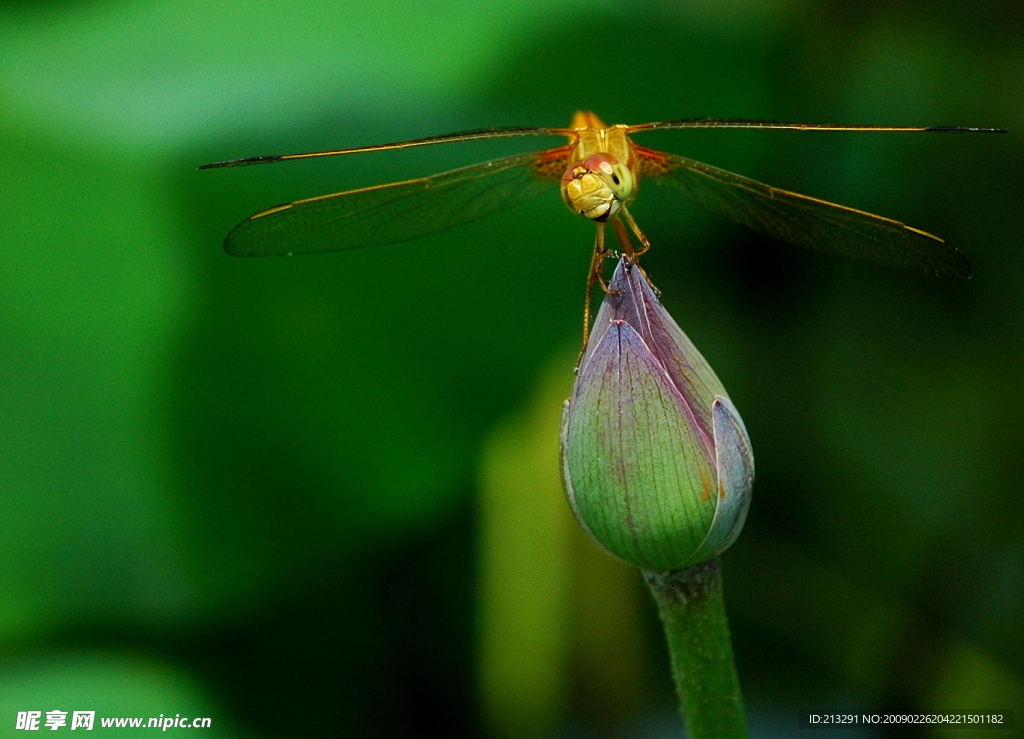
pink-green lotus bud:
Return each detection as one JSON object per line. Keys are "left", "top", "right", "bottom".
{"left": 560, "top": 259, "right": 754, "bottom": 571}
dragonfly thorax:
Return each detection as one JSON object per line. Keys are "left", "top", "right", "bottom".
{"left": 561, "top": 153, "right": 635, "bottom": 222}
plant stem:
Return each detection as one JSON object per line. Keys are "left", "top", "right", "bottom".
{"left": 643, "top": 558, "right": 748, "bottom": 739}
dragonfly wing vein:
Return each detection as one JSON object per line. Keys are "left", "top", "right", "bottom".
{"left": 224, "top": 151, "right": 562, "bottom": 256}
{"left": 644, "top": 152, "right": 970, "bottom": 277}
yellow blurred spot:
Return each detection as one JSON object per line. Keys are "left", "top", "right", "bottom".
{"left": 476, "top": 350, "right": 654, "bottom": 737}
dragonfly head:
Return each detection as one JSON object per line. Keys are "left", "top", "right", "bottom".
{"left": 561, "top": 153, "right": 635, "bottom": 222}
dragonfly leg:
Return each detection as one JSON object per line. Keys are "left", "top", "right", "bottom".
{"left": 613, "top": 217, "right": 661, "bottom": 296}
{"left": 618, "top": 204, "right": 651, "bottom": 256}
{"left": 582, "top": 222, "right": 613, "bottom": 351}
{"left": 594, "top": 224, "right": 617, "bottom": 294}
{"left": 612, "top": 218, "right": 638, "bottom": 257}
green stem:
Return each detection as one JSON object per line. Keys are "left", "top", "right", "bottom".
{"left": 643, "top": 558, "right": 748, "bottom": 739}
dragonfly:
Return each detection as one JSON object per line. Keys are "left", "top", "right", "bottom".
{"left": 201, "top": 111, "right": 1005, "bottom": 339}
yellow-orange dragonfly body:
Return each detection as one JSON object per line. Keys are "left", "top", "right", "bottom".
{"left": 202, "top": 111, "right": 1003, "bottom": 336}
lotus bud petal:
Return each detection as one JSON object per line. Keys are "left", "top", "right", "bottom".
{"left": 560, "top": 259, "right": 754, "bottom": 571}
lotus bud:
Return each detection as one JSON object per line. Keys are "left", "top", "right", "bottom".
{"left": 560, "top": 259, "right": 754, "bottom": 572}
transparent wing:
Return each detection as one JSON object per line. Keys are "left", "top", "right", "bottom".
{"left": 638, "top": 148, "right": 971, "bottom": 277}
{"left": 224, "top": 148, "right": 569, "bottom": 256}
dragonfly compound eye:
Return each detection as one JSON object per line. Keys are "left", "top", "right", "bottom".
{"left": 583, "top": 153, "right": 634, "bottom": 200}
{"left": 560, "top": 154, "right": 633, "bottom": 222}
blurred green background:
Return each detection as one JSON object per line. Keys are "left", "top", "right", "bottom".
{"left": 1, "top": 0, "right": 1021, "bottom": 736}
